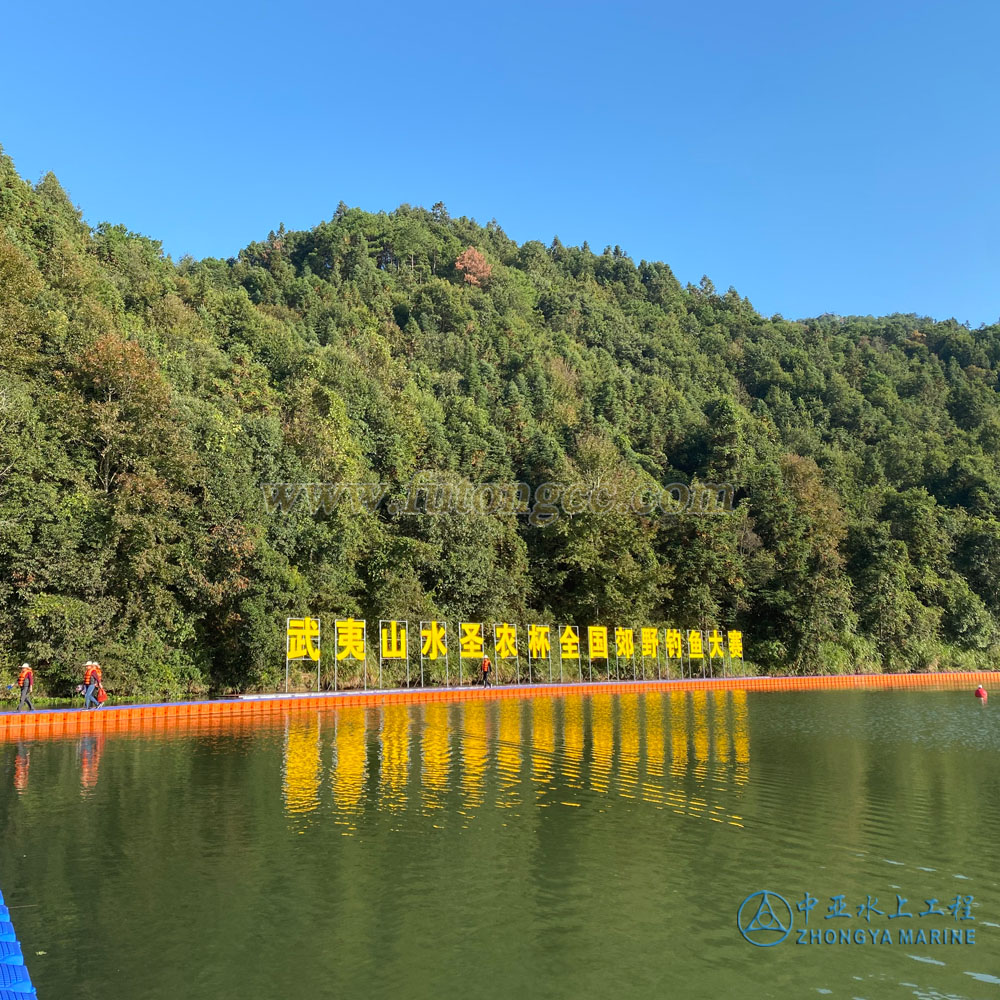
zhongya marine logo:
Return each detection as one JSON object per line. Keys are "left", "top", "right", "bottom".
{"left": 736, "top": 889, "right": 978, "bottom": 948}
{"left": 737, "top": 890, "right": 793, "bottom": 947}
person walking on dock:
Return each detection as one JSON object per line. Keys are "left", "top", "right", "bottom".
{"left": 82, "top": 661, "right": 103, "bottom": 709}
{"left": 17, "top": 663, "right": 34, "bottom": 712}
{"left": 480, "top": 655, "right": 492, "bottom": 688}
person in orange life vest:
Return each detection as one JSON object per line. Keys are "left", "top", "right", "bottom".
{"left": 481, "top": 655, "right": 492, "bottom": 688}
{"left": 17, "top": 663, "right": 34, "bottom": 712}
{"left": 83, "top": 661, "right": 103, "bottom": 709}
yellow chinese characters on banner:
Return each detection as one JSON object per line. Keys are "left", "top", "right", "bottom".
{"left": 727, "top": 630, "right": 744, "bottom": 659}
{"left": 615, "top": 627, "right": 634, "bottom": 658}
{"left": 379, "top": 620, "right": 407, "bottom": 659}
{"left": 335, "top": 618, "right": 366, "bottom": 661}
{"left": 287, "top": 616, "right": 745, "bottom": 675}
{"left": 559, "top": 626, "right": 580, "bottom": 660}
{"left": 287, "top": 617, "right": 321, "bottom": 661}
{"left": 641, "top": 628, "right": 659, "bottom": 657}
{"left": 494, "top": 623, "right": 518, "bottom": 659}
{"left": 421, "top": 621, "right": 447, "bottom": 660}
{"left": 528, "top": 624, "right": 550, "bottom": 660}
{"left": 459, "top": 623, "right": 484, "bottom": 659}
{"left": 688, "top": 630, "right": 704, "bottom": 660}
{"left": 588, "top": 626, "right": 608, "bottom": 659}
{"left": 665, "top": 629, "right": 683, "bottom": 659}
{"left": 708, "top": 629, "right": 725, "bottom": 658}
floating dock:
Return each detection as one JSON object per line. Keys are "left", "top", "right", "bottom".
{"left": 0, "top": 887, "right": 36, "bottom": 997}
{"left": 0, "top": 671, "right": 992, "bottom": 741}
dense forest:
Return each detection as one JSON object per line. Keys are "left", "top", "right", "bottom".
{"left": 2, "top": 148, "right": 999, "bottom": 697}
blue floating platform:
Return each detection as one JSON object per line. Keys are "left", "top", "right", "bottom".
{"left": 0, "top": 942, "right": 22, "bottom": 966}
{"left": 0, "top": 964, "right": 33, "bottom": 993}
{"left": 0, "top": 894, "right": 33, "bottom": 996}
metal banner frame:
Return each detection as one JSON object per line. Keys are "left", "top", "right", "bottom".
{"left": 558, "top": 624, "right": 579, "bottom": 683}
{"left": 379, "top": 619, "right": 408, "bottom": 689}
{"left": 492, "top": 623, "right": 520, "bottom": 685}
{"left": 664, "top": 626, "right": 683, "bottom": 679}
{"left": 460, "top": 622, "right": 485, "bottom": 686}
{"left": 420, "top": 620, "right": 448, "bottom": 687}
{"left": 687, "top": 628, "right": 705, "bottom": 679}
{"left": 334, "top": 618, "right": 367, "bottom": 691}
{"left": 285, "top": 615, "right": 321, "bottom": 693}
{"left": 587, "top": 625, "right": 609, "bottom": 683}
{"left": 639, "top": 626, "right": 659, "bottom": 681}
{"left": 727, "top": 629, "right": 745, "bottom": 678}
{"left": 527, "top": 623, "right": 551, "bottom": 685}
{"left": 280, "top": 618, "right": 746, "bottom": 692}
{"left": 707, "top": 627, "right": 726, "bottom": 678}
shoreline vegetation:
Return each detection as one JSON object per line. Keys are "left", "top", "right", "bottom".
{"left": 2, "top": 148, "right": 1000, "bottom": 702}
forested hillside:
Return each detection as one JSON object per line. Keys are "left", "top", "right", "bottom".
{"left": 2, "top": 149, "right": 999, "bottom": 697}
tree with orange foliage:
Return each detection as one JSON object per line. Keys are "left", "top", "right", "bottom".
{"left": 454, "top": 246, "right": 492, "bottom": 287}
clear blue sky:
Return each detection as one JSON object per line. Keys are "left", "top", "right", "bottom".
{"left": 2, "top": 0, "right": 998, "bottom": 325}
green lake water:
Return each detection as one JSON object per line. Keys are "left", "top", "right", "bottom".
{"left": 1, "top": 689, "right": 997, "bottom": 999}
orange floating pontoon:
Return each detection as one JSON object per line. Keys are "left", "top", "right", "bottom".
{"left": 0, "top": 671, "right": 993, "bottom": 742}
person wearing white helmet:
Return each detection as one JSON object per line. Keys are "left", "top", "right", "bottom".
{"left": 17, "top": 663, "right": 34, "bottom": 712}
{"left": 82, "top": 661, "right": 103, "bottom": 709}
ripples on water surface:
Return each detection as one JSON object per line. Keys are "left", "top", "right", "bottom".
{"left": 1, "top": 690, "right": 997, "bottom": 999}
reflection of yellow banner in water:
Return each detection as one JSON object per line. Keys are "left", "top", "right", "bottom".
{"left": 711, "top": 691, "right": 731, "bottom": 780}
{"left": 641, "top": 693, "right": 665, "bottom": 806}
{"left": 618, "top": 692, "right": 639, "bottom": 798}
{"left": 686, "top": 691, "right": 709, "bottom": 817}
{"left": 460, "top": 700, "right": 488, "bottom": 810}
{"left": 530, "top": 698, "right": 554, "bottom": 788}
{"left": 669, "top": 692, "right": 688, "bottom": 780}
{"left": 732, "top": 689, "right": 749, "bottom": 786}
{"left": 590, "top": 693, "right": 613, "bottom": 794}
{"left": 305, "top": 690, "right": 752, "bottom": 831}
{"left": 645, "top": 693, "right": 664, "bottom": 778}
{"left": 380, "top": 704, "right": 410, "bottom": 810}
{"left": 283, "top": 718, "right": 321, "bottom": 815}
{"left": 333, "top": 707, "right": 367, "bottom": 815}
{"left": 562, "top": 695, "right": 584, "bottom": 787}
{"left": 661, "top": 690, "right": 749, "bottom": 827}
{"left": 497, "top": 700, "right": 521, "bottom": 807}
{"left": 691, "top": 690, "right": 709, "bottom": 776}
{"left": 421, "top": 703, "right": 449, "bottom": 810}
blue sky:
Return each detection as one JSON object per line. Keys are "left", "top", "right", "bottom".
{"left": 2, "top": 0, "right": 998, "bottom": 325}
